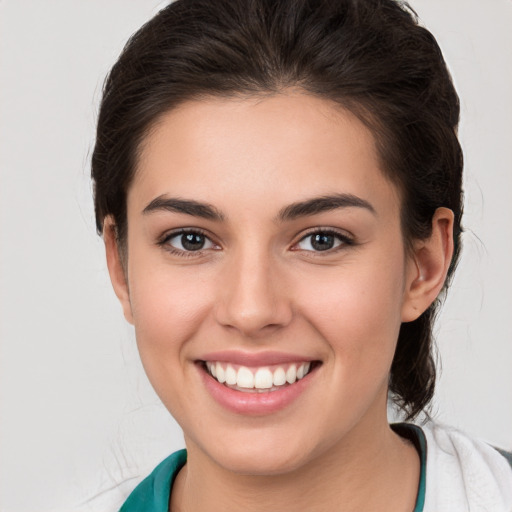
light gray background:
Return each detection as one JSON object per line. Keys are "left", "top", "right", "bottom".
{"left": 1, "top": 1, "right": 511, "bottom": 511}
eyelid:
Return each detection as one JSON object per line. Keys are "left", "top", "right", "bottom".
{"left": 158, "top": 226, "right": 207, "bottom": 243}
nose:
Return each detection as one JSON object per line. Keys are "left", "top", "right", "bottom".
{"left": 214, "top": 247, "right": 293, "bottom": 338}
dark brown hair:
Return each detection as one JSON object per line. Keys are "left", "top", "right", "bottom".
{"left": 92, "top": 0, "right": 463, "bottom": 419}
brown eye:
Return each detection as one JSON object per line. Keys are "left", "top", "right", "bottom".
{"left": 310, "top": 233, "right": 336, "bottom": 251}
{"left": 295, "top": 230, "right": 352, "bottom": 252}
{"left": 165, "top": 231, "right": 215, "bottom": 252}
{"left": 181, "top": 233, "right": 206, "bottom": 251}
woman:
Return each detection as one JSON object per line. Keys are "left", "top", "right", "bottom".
{"left": 91, "top": 0, "right": 512, "bottom": 510}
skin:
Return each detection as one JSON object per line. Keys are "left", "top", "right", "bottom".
{"left": 105, "top": 92, "right": 454, "bottom": 511}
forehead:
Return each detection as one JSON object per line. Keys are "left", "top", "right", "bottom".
{"left": 130, "top": 92, "right": 400, "bottom": 218}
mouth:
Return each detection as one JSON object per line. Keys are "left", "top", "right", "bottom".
{"left": 196, "top": 351, "right": 322, "bottom": 414}
{"left": 200, "top": 360, "right": 320, "bottom": 393}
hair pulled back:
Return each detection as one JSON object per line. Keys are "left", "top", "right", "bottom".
{"left": 92, "top": 0, "right": 463, "bottom": 419}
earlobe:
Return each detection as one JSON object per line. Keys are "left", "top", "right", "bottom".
{"left": 103, "top": 217, "right": 134, "bottom": 325}
{"left": 401, "top": 207, "right": 455, "bottom": 322}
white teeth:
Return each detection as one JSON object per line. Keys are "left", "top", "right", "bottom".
{"left": 216, "top": 362, "right": 226, "bottom": 383}
{"left": 206, "top": 361, "right": 314, "bottom": 390}
{"left": 237, "top": 366, "right": 255, "bottom": 388}
{"left": 254, "top": 368, "right": 273, "bottom": 389}
{"left": 273, "top": 367, "right": 286, "bottom": 386}
{"left": 286, "top": 365, "right": 297, "bottom": 384}
{"left": 297, "top": 362, "right": 310, "bottom": 379}
{"left": 225, "top": 364, "right": 237, "bottom": 385}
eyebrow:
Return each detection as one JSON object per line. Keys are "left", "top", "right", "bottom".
{"left": 142, "top": 193, "right": 375, "bottom": 222}
{"left": 276, "top": 193, "right": 376, "bottom": 221}
{"left": 142, "top": 196, "right": 225, "bottom": 221}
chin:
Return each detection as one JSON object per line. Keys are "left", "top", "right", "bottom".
{"left": 193, "top": 426, "right": 320, "bottom": 476}
{"left": 219, "top": 449, "right": 309, "bottom": 476}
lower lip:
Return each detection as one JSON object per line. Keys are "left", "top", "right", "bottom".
{"left": 198, "top": 364, "right": 317, "bottom": 415}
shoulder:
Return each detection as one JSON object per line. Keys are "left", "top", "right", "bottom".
{"left": 120, "top": 449, "right": 187, "bottom": 512}
{"left": 420, "top": 422, "right": 512, "bottom": 512}
{"left": 496, "top": 447, "right": 512, "bottom": 470}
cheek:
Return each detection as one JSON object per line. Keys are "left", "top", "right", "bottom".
{"left": 126, "top": 263, "right": 219, "bottom": 421}
{"left": 127, "top": 255, "right": 215, "bottom": 364}
{"left": 295, "top": 253, "right": 406, "bottom": 371}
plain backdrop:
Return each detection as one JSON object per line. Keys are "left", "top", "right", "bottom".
{"left": 1, "top": 1, "right": 511, "bottom": 510}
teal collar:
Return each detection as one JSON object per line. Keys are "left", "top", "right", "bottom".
{"left": 391, "top": 423, "right": 427, "bottom": 512}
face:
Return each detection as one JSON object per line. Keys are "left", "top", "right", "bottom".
{"left": 113, "top": 93, "right": 422, "bottom": 475}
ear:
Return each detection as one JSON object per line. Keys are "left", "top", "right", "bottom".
{"left": 103, "top": 217, "right": 134, "bottom": 324}
{"left": 401, "top": 207, "right": 455, "bottom": 322}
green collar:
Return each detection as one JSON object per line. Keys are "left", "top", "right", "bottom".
{"left": 391, "top": 423, "right": 427, "bottom": 512}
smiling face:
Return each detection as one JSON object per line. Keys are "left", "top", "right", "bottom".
{"left": 106, "top": 92, "right": 429, "bottom": 475}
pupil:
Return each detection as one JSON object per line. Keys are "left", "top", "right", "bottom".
{"left": 182, "top": 233, "right": 205, "bottom": 251}
{"left": 311, "top": 233, "right": 334, "bottom": 251}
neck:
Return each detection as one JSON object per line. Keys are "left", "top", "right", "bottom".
{"left": 171, "top": 415, "right": 420, "bottom": 512}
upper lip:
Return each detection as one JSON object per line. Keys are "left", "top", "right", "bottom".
{"left": 197, "top": 350, "right": 317, "bottom": 367}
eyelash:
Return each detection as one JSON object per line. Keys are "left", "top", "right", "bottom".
{"left": 291, "top": 228, "right": 355, "bottom": 255}
{"left": 157, "top": 228, "right": 219, "bottom": 258}
{"left": 157, "top": 228, "right": 355, "bottom": 257}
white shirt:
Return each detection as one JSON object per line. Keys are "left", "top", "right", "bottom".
{"left": 422, "top": 422, "right": 512, "bottom": 511}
